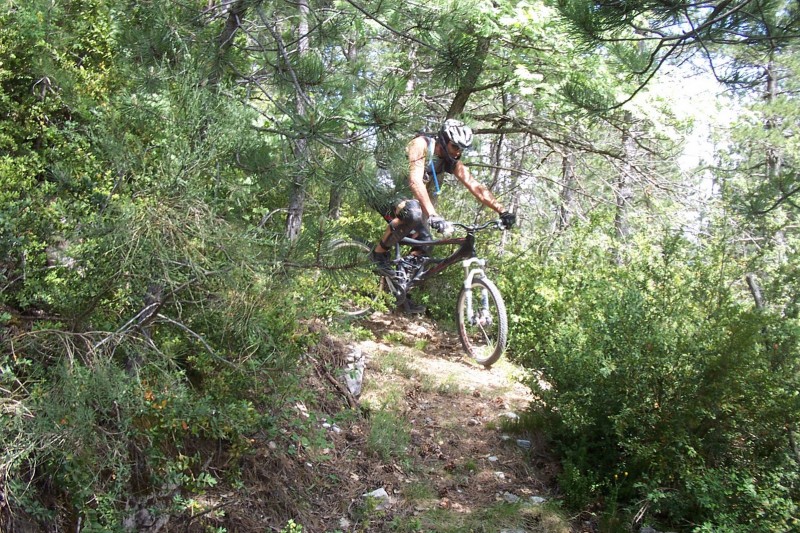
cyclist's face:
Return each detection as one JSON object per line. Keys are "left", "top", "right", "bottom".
{"left": 446, "top": 141, "right": 463, "bottom": 159}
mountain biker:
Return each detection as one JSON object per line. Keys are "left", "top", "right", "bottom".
{"left": 369, "top": 119, "right": 516, "bottom": 314}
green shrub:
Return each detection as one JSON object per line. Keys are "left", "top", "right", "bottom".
{"left": 1, "top": 285, "right": 304, "bottom": 531}
{"left": 502, "top": 232, "right": 800, "bottom": 531}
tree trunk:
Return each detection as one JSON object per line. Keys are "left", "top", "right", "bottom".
{"left": 328, "top": 186, "right": 344, "bottom": 220}
{"left": 446, "top": 35, "right": 490, "bottom": 118}
{"left": 765, "top": 58, "right": 782, "bottom": 185}
{"left": 208, "top": 0, "right": 251, "bottom": 87}
{"left": 557, "top": 151, "right": 577, "bottom": 231}
{"left": 286, "top": 0, "right": 311, "bottom": 241}
{"left": 614, "top": 112, "right": 635, "bottom": 263}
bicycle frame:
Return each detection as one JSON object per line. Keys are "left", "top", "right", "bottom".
{"left": 387, "top": 219, "right": 501, "bottom": 296}
{"left": 376, "top": 218, "right": 509, "bottom": 366}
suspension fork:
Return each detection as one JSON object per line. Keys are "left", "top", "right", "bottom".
{"left": 461, "top": 257, "right": 489, "bottom": 324}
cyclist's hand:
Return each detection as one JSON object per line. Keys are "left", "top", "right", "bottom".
{"left": 429, "top": 215, "right": 454, "bottom": 236}
{"left": 500, "top": 211, "right": 516, "bottom": 230}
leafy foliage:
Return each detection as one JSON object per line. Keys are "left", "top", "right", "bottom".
{"left": 502, "top": 228, "right": 800, "bottom": 531}
{"left": 3, "top": 0, "right": 800, "bottom": 530}
{"left": 0, "top": 2, "right": 309, "bottom": 529}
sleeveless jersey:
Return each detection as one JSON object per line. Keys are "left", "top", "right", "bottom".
{"left": 420, "top": 135, "right": 457, "bottom": 198}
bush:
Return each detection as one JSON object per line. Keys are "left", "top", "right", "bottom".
{"left": 0, "top": 191, "right": 309, "bottom": 530}
{"left": 1, "top": 286, "right": 305, "bottom": 531}
{"left": 501, "top": 232, "right": 800, "bottom": 531}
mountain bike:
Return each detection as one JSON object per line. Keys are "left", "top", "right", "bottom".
{"left": 325, "top": 219, "right": 508, "bottom": 367}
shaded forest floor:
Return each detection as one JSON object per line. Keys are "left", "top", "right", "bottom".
{"left": 177, "top": 312, "right": 586, "bottom": 533}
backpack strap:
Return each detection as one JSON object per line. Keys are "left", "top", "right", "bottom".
{"left": 427, "top": 136, "right": 441, "bottom": 196}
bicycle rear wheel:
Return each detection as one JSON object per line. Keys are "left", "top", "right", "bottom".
{"left": 323, "top": 239, "right": 385, "bottom": 317}
{"left": 456, "top": 277, "right": 508, "bottom": 367}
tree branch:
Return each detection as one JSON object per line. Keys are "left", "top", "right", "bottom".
{"left": 341, "top": 0, "right": 436, "bottom": 51}
{"left": 155, "top": 314, "right": 237, "bottom": 368}
{"left": 753, "top": 181, "right": 800, "bottom": 215}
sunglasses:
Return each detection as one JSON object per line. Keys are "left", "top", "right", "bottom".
{"left": 447, "top": 141, "right": 464, "bottom": 155}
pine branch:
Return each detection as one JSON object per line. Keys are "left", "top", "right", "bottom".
{"left": 752, "top": 181, "right": 800, "bottom": 215}
{"left": 341, "top": 0, "right": 437, "bottom": 51}
{"left": 156, "top": 314, "right": 237, "bottom": 369}
{"left": 474, "top": 120, "right": 624, "bottom": 160}
{"left": 259, "top": 7, "right": 313, "bottom": 111}
{"left": 469, "top": 161, "right": 615, "bottom": 207}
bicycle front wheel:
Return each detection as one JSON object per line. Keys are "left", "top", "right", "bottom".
{"left": 323, "top": 239, "right": 385, "bottom": 318}
{"left": 456, "top": 277, "right": 508, "bottom": 367}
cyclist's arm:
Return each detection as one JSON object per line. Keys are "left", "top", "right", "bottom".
{"left": 452, "top": 161, "right": 505, "bottom": 214}
{"left": 406, "top": 136, "right": 438, "bottom": 219}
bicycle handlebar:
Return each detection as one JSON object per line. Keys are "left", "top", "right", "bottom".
{"left": 399, "top": 218, "right": 503, "bottom": 247}
{"left": 451, "top": 219, "right": 504, "bottom": 233}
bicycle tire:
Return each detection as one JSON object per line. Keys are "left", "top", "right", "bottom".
{"left": 456, "top": 277, "right": 508, "bottom": 367}
{"left": 324, "top": 239, "right": 384, "bottom": 317}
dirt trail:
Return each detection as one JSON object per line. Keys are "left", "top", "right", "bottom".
{"left": 323, "top": 312, "right": 566, "bottom": 531}
{"left": 190, "top": 312, "right": 571, "bottom": 533}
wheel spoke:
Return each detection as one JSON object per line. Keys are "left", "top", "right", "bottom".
{"left": 456, "top": 278, "right": 507, "bottom": 367}
{"left": 322, "top": 240, "right": 386, "bottom": 317}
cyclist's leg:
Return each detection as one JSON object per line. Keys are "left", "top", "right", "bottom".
{"left": 367, "top": 196, "right": 399, "bottom": 271}
{"left": 387, "top": 201, "right": 431, "bottom": 314}
{"left": 374, "top": 199, "right": 424, "bottom": 252}
{"left": 408, "top": 220, "right": 433, "bottom": 257}
{"left": 369, "top": 198, "right": 431, "bottom": 315}
{"left": 382, "top": 200, "right": 434, "bottom": 283}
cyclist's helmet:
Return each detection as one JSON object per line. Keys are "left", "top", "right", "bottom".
{"left": 440, "top": 119, "right": 473, "bottom": 150}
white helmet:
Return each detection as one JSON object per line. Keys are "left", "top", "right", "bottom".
{"left": 440, "top": 119, "right": 473, "bottom": 150}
